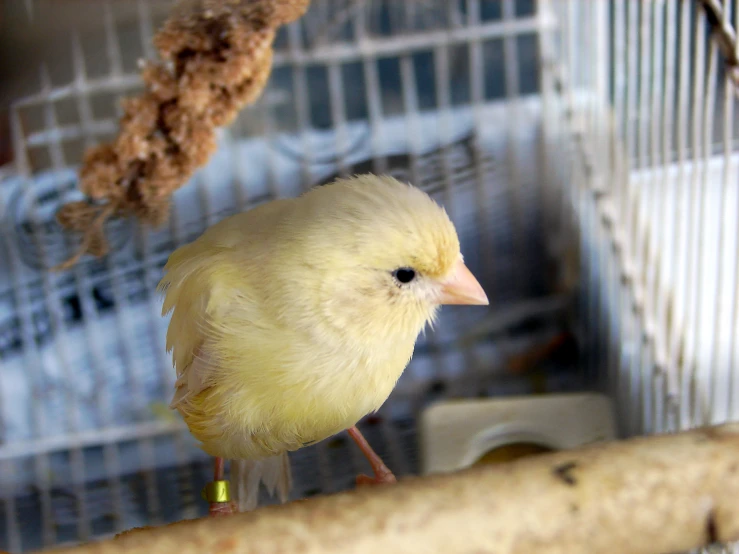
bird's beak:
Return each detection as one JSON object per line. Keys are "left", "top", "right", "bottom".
{"left": 437, "top": 259, "right": 489, "bottom": 306}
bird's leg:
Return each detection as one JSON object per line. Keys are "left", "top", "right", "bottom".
{"left": 205, "top": 457, "right": 236, "bottom": 516}
{"left": 347, "top": 426, "right": 397, "bottom": 486}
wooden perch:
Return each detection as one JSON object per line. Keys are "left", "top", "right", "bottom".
{"left": 36, "top": 423, "right": 739, "bottom": 554}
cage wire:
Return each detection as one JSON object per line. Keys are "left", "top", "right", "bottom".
{"left": 0, "top": 0, "right": 737, "bottom": 552}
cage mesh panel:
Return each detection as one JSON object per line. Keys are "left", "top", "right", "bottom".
{"left": 1, "top": 1, "right": 738, "bottom": 553}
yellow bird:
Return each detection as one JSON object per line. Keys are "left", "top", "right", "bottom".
{"left": 158, "top": 174, "right": 488, "bottom": 515}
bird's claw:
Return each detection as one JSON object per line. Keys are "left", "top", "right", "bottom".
{"left": 209, "top": 500, "right": 237, "bottom": 517}
{"left": 356, "top": 471, "right": 397, "bottom": 487}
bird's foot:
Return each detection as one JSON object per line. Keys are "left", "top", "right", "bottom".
{"left": 355, "top": 468, "right": 397, "bottom": 487}
{"left": 203, "top": 471, "right": 236, "bottom": 517}
{"left": 209, "top": 500, "right": 237, "bottom": 517}
{"left": 347, "top": 425, "right": 398, "bottom": 488}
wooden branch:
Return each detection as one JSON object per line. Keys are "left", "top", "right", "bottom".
{"left": 38, "top": 423, "right": 739, "bottom": 554}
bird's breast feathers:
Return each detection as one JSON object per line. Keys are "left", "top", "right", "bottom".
{"left": 175, "top": 303, "right": 415, "bottom": 458}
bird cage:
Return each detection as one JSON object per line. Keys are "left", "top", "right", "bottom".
{"left": 0, "top": 0, "right": 738, "bottom": 552}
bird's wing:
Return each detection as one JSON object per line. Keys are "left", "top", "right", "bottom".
{"left": 158, "top": 242, "right": 234, "bottom": 408}
{"left": 157, "top": 200, "right": 294, "bottom": 409}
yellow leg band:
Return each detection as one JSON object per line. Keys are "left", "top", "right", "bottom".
{"left": 202, "top": 480, "right": 231, "bottom": 503}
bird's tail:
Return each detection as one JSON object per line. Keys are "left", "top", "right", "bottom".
{"left": 230, "top": 452, "right": 292, "bottom": 512}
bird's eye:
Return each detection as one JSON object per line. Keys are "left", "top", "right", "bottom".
{"left": 392, "top": 267, "right": 416, "bottom": 284}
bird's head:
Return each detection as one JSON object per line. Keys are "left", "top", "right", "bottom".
{"left": 280, "top": 174, "right": 488, "bottom": 346}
